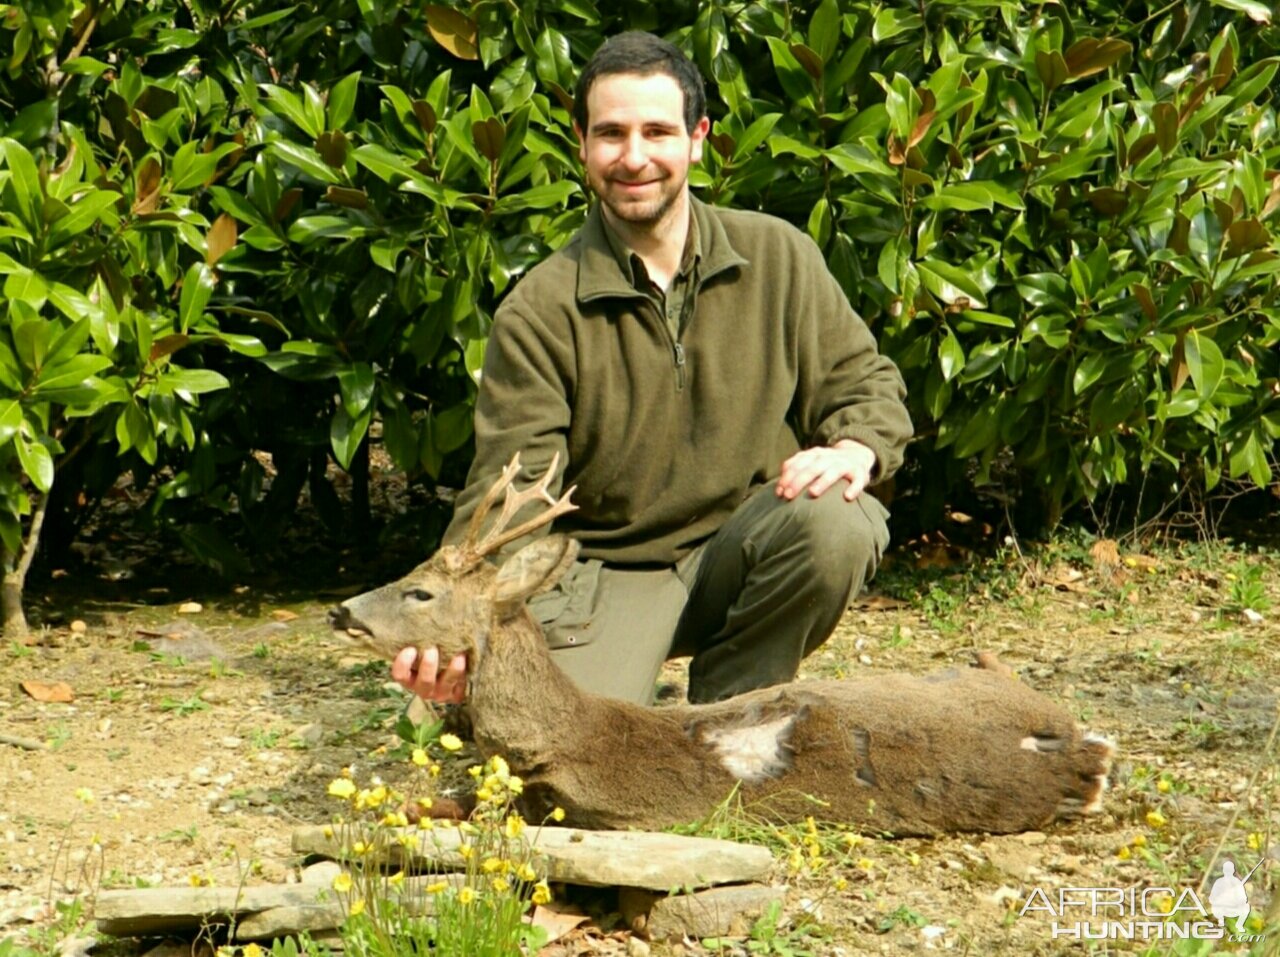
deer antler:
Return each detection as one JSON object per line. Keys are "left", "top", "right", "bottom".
{"left": 466, "top": 452, "right": 578, "bottom": 559}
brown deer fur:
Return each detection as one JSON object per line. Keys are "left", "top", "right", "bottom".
{"left": 331, "top": 455, "right": 1114, "bottom": 836}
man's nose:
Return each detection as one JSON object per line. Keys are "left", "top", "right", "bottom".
{"left": 621, "top": 134, "right": 648, "bottom": 170}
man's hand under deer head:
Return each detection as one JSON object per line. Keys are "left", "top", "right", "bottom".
{"left": 775, "top": 439, "right": 877, "bottom": 502}
{"left": 392, "top": 646, "right": 469, "bottom": 704}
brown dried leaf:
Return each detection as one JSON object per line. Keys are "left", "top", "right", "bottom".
{"left": 852, "top": 594, "right": 910, "bottom": 612}
{"left": 530, "top": 904, "right": 589, "bottom": 946}
{"left": 425, "top": 4, "right": 478, "bottom": 60}
{"left": 908, "top": 110, "right": 935, "bottom": 149}
{"left": 206, "top": 213, "right": 238, "bottom": 266}
{"left": 274, "top": 187, "right": 303, "bottom": 224}
{"left": 472, "top": 117, "right": 505, "bottom": 162}
{"left": 21, "top": 680, "right": 75, "bottom": 703}
{"left": 1090, "top": 539, "right": 1121, "bottom": 567}
{"left": 325, "top": 185, "right": 369, "bottom": 209}
{"left": 1153, "top": 101, "right": 1179, "bottom": 154}
{"left": 315, "top": 130, "right": 348, "bottom": 169}
{"left": 271, "top": 609, "right": 299, "bottom": 622}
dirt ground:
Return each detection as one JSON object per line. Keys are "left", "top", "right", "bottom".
{"left": 1, "top": 512, "right": 1278, "bottom": 956}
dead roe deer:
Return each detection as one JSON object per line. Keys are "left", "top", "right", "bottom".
{"left": 330, "top": 454, "right": 1114, "bottom": 836}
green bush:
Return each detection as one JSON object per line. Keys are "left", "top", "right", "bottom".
{"left": 1, "top": 0, "right": 1277, "bottom": 628}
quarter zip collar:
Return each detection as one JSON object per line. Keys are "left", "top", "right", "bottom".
{"left": 577, "top": 195, "right": 749, "bottom": 305}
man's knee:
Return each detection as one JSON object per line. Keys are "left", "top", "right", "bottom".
{"left": 772, "top": 492, "right": 889, "bottom": 592}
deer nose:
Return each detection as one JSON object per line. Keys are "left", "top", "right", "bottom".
{"left": 328, "top": 605, "right": 352, "bottom": 630}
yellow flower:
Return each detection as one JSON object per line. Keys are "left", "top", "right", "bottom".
{"left": 507, "top": 776, "right": 524, "bottom": 796}
{"left": 412, "top": 748, "right": 429, "bottom": 767}
{"left": 322, "top": 825, "right": 334, "bottom": 839}
{"left": 426, "top": 881, "right": 448, "bottom": 894}
{"left": 458, "top": 887, "right": 475, "bottom": 905}
{"left": 505, "top": 814, "right": 525, "bottom": 839}
{"left": 333, "top": 872, "right": 353, "bottom": 893}
{"left": 381, "top": 811, "right": 409, "bottom": 828}
{"left": 440, "top": 733, "right": 464, "bottom": 752}
{"left": 349, "top": 899, "right": 365, "bottom": 917}
{"left": 787, "top": 848, "right": 803, "bottom": 872}
{"left": 550, "top": 807, "right": 566, "bottom": 822}
{"left": 476, "top": 786, "right": 493, "bottom": 802}
{"left": 468, "top": 764, "right": 482, "bottom": 777}
{"left": 1153, "top": 894, "right": 1173, "bottom": 914}
{"left": 907, "top": 852, "right": 921, "bottom": 867}
{"left": 841, "top": 833, "right": 863, "bottom": 848}
{"left": 429, "top": 764, "right": 441, "bottom": 777}
{"left": 351, "top": 841, "right": 370, "bottom": 856}
{"left": 1156, "top": 778, "right": 1171, "bottom": 794}
{"left": 489, "top": 755, "right": 510, "bottom": 779}
{"left": 388, "top": 871, "right": 405, "bottom": 887}
{"left": 327, "top": 779, "right": 356, "bottom": 800}
{"left": 833, "top": 877, "right": 848, "bottom": 891}
{"left": 857, "top": 857, "right": 875, "bottom": 872}
{"left": 417, "top": 818, "right": 436, "bottom": 831}
{"left": 1131, "top": 834, "right": 1147, "bottom": 848}
{"left": 458, "top": 845, "right": 473, "bottom": 860}
{"left": 532, "top": 881, "right": 552, "bottom": 906}
{"left": 1145, "top": 810, "right": 1167, "bottom": 828}
{"left": 1247, "top": 832, "right": 1264, "bottom": 851}
{"left": 1116, "top": 846, "right": 1132, "bottom": 860}
{"left": 75, "top": 788, "right": 94, "bottom": 805}
{"left": 242, "top": 945, "right": 263, "bottom": 957}
{"left": 482, "top": 857, "right": 505, "bottom": 874}
{"left": 516, "top": 863, "right": 538, "bottom": 883}
{"left": 188, "top": 873, "right": 212, "bottom": 887}
{"left": 491, "top": 877, "right": 510, "bottom": 893}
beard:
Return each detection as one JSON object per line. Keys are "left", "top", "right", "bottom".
{"left": 589, "top": 168, "right": 687, "bottom": 230}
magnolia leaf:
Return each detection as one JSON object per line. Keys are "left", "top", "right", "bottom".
{"left": 425, "top": 4, "right": 479, "bottom": 60}
{"left": 207, "top": 213, "right": 238, "bottom": 266}
{"left": 1063, "top": 38, "right": 1131, "bottom": 80}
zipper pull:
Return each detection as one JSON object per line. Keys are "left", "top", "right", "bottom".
{"left": 674, "top": 343, "right": 686, "bottom": 367}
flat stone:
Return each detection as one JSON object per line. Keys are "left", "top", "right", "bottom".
{"left": 235, "top": 876, "right": 462, "bottom": 940}
{"left": 644, "top": 884, "right": 786, "bottom": 941}
{"left": 94, "top": 884, "right": 334, "bottom": 936}
{"left": 301, "top": 861, "right": 343, "bottom": 885}
{"left": 292, "top": 826, "right": 772, "bottom": 892}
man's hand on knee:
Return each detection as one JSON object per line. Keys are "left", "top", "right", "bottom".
{"left": 776, "top": 440, "right": 876, "bottom": 502}
{"left": 392, "top": 646, "right": 469, "bottom": 703}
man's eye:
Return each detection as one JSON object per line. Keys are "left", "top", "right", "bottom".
{"left": 404, "top": 589, "right": 433, "bottom": 602}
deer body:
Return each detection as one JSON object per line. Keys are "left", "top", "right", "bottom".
{"left": 332, "top": 455, "right": 1114, "bottom": 836}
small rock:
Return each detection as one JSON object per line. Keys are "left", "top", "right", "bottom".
{"left": 290, "top": 724, "right": 324, "bottom": 748}
{"left": 1242, "top": 608, "right": 1264, "bottom": 625}
{"left": 1017, "top": 831, "right": 1048, "bottom": 846}
{"left": 245, "top": 788, "right": 271, "bottom": 807}
{"left": 645, "top": 884, "right": 786, "bottom": 940}
{"left": 991, "top": 886, "right": 1021, "bottom": 908}
{"left": 256, "top": 859, "right": 293, "bottom": 884}
{"left": 177, "top": 602, "right": 203, "bottom": 615}
{"left": 301, "top": 861, "right": 343, "bottom": 885}
{"left": 213, "top": 773, "right": 234, "bottom": 787}
{"left": 69, "top": 621, "right": 87, "bottom": 635}
{"left": 220, "top": 737, "right": 242, "bottom": 749}
{"left": 60, "top": 936, "right": 96, "bottom": 957}
{"left": 188, "top": 767, "right": 211, "bottom": 785}
{"left": 626, "top": 938, "right": 651, "bottom": 957}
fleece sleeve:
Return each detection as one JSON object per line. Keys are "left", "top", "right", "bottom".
{"left": 441, "top": 297, "right": 575, "bottom": 553}
{"left": 791, "top": 233, "right": 913, "bottom": 481}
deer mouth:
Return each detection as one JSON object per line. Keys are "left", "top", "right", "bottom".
{"left": 328, "top": 605, "right": 375, "bottom": 641}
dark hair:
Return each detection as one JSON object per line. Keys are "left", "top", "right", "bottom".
{"left": 573, "top": 32, "right": 706, "bottom": 134}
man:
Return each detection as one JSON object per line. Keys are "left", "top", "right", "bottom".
{"left": 393, "top": 32, "right": 912, "bottom": 706}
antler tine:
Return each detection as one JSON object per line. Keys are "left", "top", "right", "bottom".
{"left": 473, "top": 452, "right": 577, "bottom": 557}
{"left": 465, "top": 453, "right": 525, "bottom": 546}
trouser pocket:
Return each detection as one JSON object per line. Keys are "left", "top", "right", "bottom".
{"left": 527, "top": 558, "right": 606, "bottom": 649}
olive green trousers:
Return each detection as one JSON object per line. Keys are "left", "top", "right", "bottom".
{"left": 528, "top": 485, "right": 891, "bottom": 705}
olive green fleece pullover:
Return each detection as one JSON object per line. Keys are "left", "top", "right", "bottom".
{"left": 443, "top": 197, "right": 913, "bottom": 565}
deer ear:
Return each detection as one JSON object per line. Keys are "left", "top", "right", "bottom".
{"left": 494, "top": 535, "right": 580, "bottom": 612}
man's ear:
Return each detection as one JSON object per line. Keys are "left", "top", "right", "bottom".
{"left": 574, "top": 122, "right": 587, "bottom": 164}
{"left": 494, "top": 536, "right": 580, "bottom": 616}
{"left": 689, "top": 115, "right": 710, "bottom": 164}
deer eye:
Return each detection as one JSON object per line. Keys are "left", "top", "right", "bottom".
{"left": 403, "top": 588, "right": 434, "bottom": 602}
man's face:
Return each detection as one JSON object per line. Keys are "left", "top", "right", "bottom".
{"left": 576, "top": 71, "right": 709, "bottom": 231}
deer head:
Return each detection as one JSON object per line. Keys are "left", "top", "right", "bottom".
{"left": 330, "top": 454, "right": 579, "bottom": 665}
